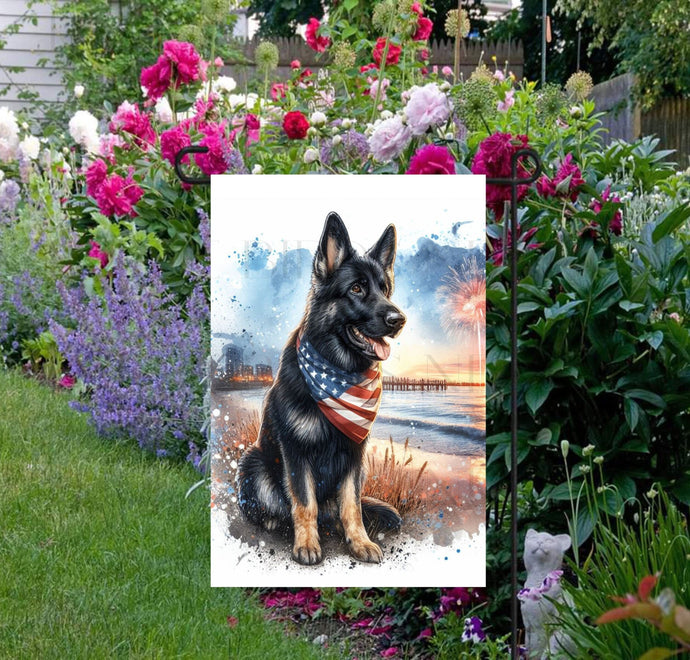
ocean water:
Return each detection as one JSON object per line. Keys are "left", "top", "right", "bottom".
{"left": 223, "top": 386, "right": 485, "bottom": 457}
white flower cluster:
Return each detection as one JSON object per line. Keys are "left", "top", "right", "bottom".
{"left": 0, "top": 107, "right": 20, "bottom": 161}
{"left": 68, "top": 110, "right": 100, "bottom": 154}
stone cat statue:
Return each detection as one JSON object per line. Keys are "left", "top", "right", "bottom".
{"left": 519, "top": 529, "right": 575, "bottom": 659}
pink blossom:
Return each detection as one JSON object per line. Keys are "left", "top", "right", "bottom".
{"left": 497, "top": 88, "right": 515, "bottom": 112}
{"left": 406, "top": 144, "right": 455, "bottom": 174}
{"left": 214, "top": 56, "right": 224, "bottom": 67}
{"left": 58, "top": 374, "right": 76, "bottom": 388}
{"left": 95, "top": 172, "right": 143, "bottom": 217}
{"left": 140, "top": 56, "right": 172, "bottom": 102}
{"left": 290, "top": 59, "right": 301, "bottom": 69}
{"left": 85, "top": 158, "right": 108, "bottom": 198}
{"left": 271, "top": 83, "right": 287, "bottom": 100}
{"left": 537, "top": 153, "right": 584, "bottom": 202}
{"left": 413, "top": 16, "right": 433, "bottom": 41}
{"left": 590, "top": 184, "right": 623, "bottom": 235}
{"left": 442, "top": 65, "right": 453, "bottom": 77}
{"left": 305, "top": 18, "right": 330, "bottom": 52}
{"left": 368, "top": 115, "right": 411, "bottom": 162}
{"left": 494, "top": 70, "right": 505, "bottom": 82}
{"left": 99, "top": 133, "right": 125, "bottom": 161}
{"left": 160, "top": 125, "right": 192, "bottom": 165}
{"left": 194, "top": 123, "right": 232, "bottom": 175}
{"left": 411, "top": 2, "right": 423, "bottom": 14}
{"left": 163, "top": 40, "right": 204, "bottom": 85}
{"left": 369, "top": 77, "right": 390, "bottom": 101}
{"left": 380, "top": 648, "right": 399, "bottom": 658}
{"left": 416, "top": 627, "right": 433, "bottom": 640}
{"left": 109, "top": 102, "right": 156, "bottom": 148}
{"left": 404, "top": 83, "right": 452, "bottom": 136}
{"left": 88, "top": 241, "right": 109, "bottom": 268}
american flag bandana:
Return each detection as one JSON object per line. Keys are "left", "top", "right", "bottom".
{"left": 296, "top": 336, "right": 382, "bottom": 443}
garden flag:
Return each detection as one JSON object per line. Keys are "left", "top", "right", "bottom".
{"left": 209, "top": 175, "right": 487, "bottom": 588}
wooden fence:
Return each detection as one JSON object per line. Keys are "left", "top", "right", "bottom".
{"left": 591, "top": 73, "right": 690, "bottom": 165}
{"left": 382, "top": 377, "right": 447, "bottom": 392}
{"left": 224, "top": 37, "right": 523, "bottom": 87}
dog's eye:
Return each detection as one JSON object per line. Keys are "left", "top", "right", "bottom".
{"left": 350, "top": 283, "right": 363, "bottom": 294}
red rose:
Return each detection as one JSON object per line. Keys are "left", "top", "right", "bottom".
{"left": 282, "top": 111, "right": 310, "bottom": 140}
{"left": 305, "top": 18, "right": 330, "bottom": 52}
{"left": 373, "top": 38, "right": 401, "bottom": 66}
{"left": 406, "top": 144, "right": 455, "bottom": 174}
{"left": 413, "top": 16, "right": 433, "bottom": 41}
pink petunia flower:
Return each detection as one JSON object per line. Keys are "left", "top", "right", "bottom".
{"left": 406, "top": 144, "right": 456, "bottom": 174}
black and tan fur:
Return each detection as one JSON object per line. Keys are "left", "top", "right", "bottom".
{"left": 237, "top": 212, "right": 406, "bottom": 564}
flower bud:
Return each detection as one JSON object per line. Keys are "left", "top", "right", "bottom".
{"left": 560, "top": 440, "right": 569, "bottom": 458}
{"left": 582, "top": 444, "right": 595, "bottom": 456}
{"left": 332, "top": 134, "right": 342, "bottom": 146}
{"left": 593, "top": 456, "right": 604, "bottom": 465}
{"left": 303, "top": 147, "right": 319, "bottom": 164}
{"left": 310, "top": 111, "right": 327, "bottom": 126}
{"left": 74, "top": 84, "right": 85, "bottom": 99}
{"left": 251, "top": 164, "right": 263, "bottom": 174}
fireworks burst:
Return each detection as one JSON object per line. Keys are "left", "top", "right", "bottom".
{"left": 438, "top": 257, "right": 486, "bottom": 382}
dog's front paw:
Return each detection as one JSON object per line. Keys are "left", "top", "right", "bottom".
{"left": 292, "top": 541, "right": 322, "bottom": 565}
{"left": 348, "top": 537, "right": 383, "bottom": 563}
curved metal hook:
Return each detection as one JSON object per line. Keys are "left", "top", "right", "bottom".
{"left": 486, "top": 147, "right": 543, "bottom": 186}
{"left": 174, "top": 146, "right": 211, "bottom": 185}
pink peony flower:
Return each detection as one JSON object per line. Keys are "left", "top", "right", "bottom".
{"left": 373, "top": 38, "right": 402, "bottom": 66}
{"left": 88, "top": 240, "right": 109, "bottom": 268}
{"left": 472, "top": 132, "right": 532, "bottom": 219}
{"left": 160, "top": 125, "right": 192, "bottom": 166}
{"left": 497, "top": 88, "right": 515, "bottom": 112}
{"left": 99, "top": 133, "right": 125, "bottom": 161}
{"left": 194, "top": 123, "right": 232, "bottom": 175}
{"left": 442, "top": 65, "right": 453, "bottom": 77}
{"left": 404, "top": 83, "right": 452, "bottom": 136}
{"left": 590, "top": 184, "right": 623, "bottom": 235}
{"left": 140, "top": 56, "right": 172, "bottom": 102}
{"left": 368, "top": 77, "right": 390, "bottom": 101}
{"left": 271, "top": 83, "right": 287, "bottom": 100}
{"left": 290, "top": 59, "right": 301, "bottom": 69}
{"left": 406, "top": 144, "right": 455, "bottom": 174}
{"left": 85, "top": 158, "right": 108, "bottom": 198}
{"left": 368, "top": 115, "right": 411, "bottom": 162}
{"left": 282, "top": 111, "right": 310, "bottom": 139}
{"left": 163, "top": 40, "right": 204, "bottom": 85}
{"left": 95, "top": 172, "right": 143, "bottom": 217}
{"left": 109, "top": 102, "right": 156, "bottom": 148}
{"left": 305, "top": 18, "right": 330, "bottom": 52}
{"left": 537, "top": 153, "right": 584, "bottom": 202}
{"left": 413, "top": 16, "right": 433, "bottom": 41}
{"left": 58, "top": 374, "right": 76, "bottom": 388}
{"left": 411, "top": 1, "right": 423, "bottom": 14}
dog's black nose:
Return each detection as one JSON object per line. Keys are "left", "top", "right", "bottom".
{"left": 385, "top": 311, "right": 406, "bottom": 331}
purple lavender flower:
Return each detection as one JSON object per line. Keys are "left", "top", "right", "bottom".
{"left": 196, "top": 207, "right": 210, "bottom": 254}
{"left": 0, "top": 179, "right": 21, "bottom": 223}
{"left": 224, "top": 147, "right": 249, "bottom": 174}
{"left": 461, "top": 616, "right": 486, "bottom": 643}
{"left": 50, "top": 252, "right": 209, "bottom": 457}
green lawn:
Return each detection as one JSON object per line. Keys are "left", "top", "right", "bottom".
{"left": 0, "top": 369, "right": 327, "bottom": 659}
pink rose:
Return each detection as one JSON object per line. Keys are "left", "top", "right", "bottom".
{"left": 404, "top": 83, "right": 452, "bottom": 136}
{"left": 406, "top": 144, "right": 455, "bottom": 174}
{"left": 305, "top": 18, "right": 330, "bottom": 52}
{"left": 160, "top": 125, "right": 192, "bottom": 166}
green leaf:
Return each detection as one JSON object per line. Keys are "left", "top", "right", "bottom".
{"left": 670, "top": 474, "right": 690, "bottom": 505}
{"left": 574, "top": 506, "right": 596, "bottom": 546}
{"left": 626, "top": 389, "right": 666, "bottom": 409}
{"left": 525, "top": 379, "right": 554, "bottom": 415}
{"left": 531, "top": 428, "right": 552, "bottom": 446}
{"left": 638, "top": 648, "right": 677, "bottom": 660}
{"left": 624, "top": 397, "right": 641, "bottom": 432}
{"left": 652, "top": 204, "right": 690, "bottom": 243}
{"left": 584, "top": 247, "right": 599, "bottom": 282}
{"left": 619, "top": 300, "right": 644, "bottom": 312}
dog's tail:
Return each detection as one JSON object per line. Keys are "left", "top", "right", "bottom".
{"left": 361, "top": 496, "right": 402, "bottom": 535}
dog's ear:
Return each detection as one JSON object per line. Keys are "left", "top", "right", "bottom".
{"left": 314, "top": 212, "right": 353, "bottom": 278}
{"left": 366, "top": 224, "right": 397, "bottom": 282}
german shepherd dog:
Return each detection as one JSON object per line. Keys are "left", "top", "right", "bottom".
{"left": 237, "top": 212, "right": 406, "bottom": 564}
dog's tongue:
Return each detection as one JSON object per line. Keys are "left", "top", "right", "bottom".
{"left": 371, "top": 338, "right": 391, "bottom": 360}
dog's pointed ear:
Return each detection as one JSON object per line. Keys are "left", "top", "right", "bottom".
{"left": 314, "top": 212, "right": 353, "bottom": 278}
{"left": 366, "top": 224, "right": 397, "bottom": 281}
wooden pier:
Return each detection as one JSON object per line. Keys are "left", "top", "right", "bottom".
{"left": 382, "top": 377, "right": 447, "bottom": 391}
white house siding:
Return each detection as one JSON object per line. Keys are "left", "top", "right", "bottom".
{"left": 0, "top": 1, "right": 68, "bottom": 114}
